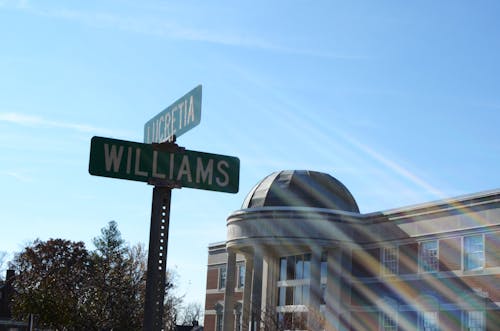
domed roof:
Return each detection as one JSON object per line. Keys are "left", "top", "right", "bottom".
{"left": 242, "top": 170, "right": 359, "bottom": 212}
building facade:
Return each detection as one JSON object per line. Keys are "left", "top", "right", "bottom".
{"left": 204, "top": 170, "right": 500, "bottom": 331}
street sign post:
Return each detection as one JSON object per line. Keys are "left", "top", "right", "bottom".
{"left": 89, "top": 86, "right": 238, "bottom": 331}
{"left": 89, "top": 136, "right": 239, "bottom": 193}
{"left": 144, "top": 85, "right": 202, "bottom": 144}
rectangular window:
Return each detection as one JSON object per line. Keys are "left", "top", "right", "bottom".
{"left": 421, "top": 312, "right": 438, "bottom": 331}
{"left": 219, "top": 266, "right": 227, "bottom": 289}
{"left": 464, "top": 235, "right": 484, "bottom": 271}
{"left": 420, "top": 241, "right": 438, "bottom": 272}
{"left": 277, "top": 253, "right": 315, "bottom": 308}
{"left": 238, "top": 264, "right": 245, "bottom": 288}
{"left": 380, "top": 312, "right": 397, "bottom": 331}
{"left": 465, "top": 311, "right": 485, "bottom": 331}
{"left": 235, "top": 310, "right": 242, "bottom": 331}
{"left": 216, "top": 313, "right": 223, "bottom": 331}
{"left": 382, "top": 247, "right": 398, "bottom": 275}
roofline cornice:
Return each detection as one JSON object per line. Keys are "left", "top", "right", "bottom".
{"left": 368, "top": 189, "right": 500, "bottom": 222}
{"left": 229, "top": 189, "right": 500, "bottom": 225}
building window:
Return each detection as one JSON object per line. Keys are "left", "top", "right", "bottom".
{"left": 238, "top": 264, "right": 245, "bottom": 288}
{"left": 420, "top": 311, "right": 438, "bottom": 331}
{"left": 215, "top": 303, "right": 224, "bottom": 331}
{"left": 277, "top": 252, "right": 328, "bottom": 330}
{"left": 465, "top": 311, "right": 485, "bottom": 331}
{"left": 379, "top": 297, "right": 398, "bottom": 331}
{"left": 278, "top": 254, "right": 311, "bottom": 306}
{"left": 235, "top": 303, "right": 243, "bottom": 331}
{"left": 320, "top": 252, "right": 327, "bottom": 304}
{"left": 420, "top": 241, "right": 438, "bottom": 273}
{"left": 382, "top": 247, "right": 398, "bottom": 275}
{"left": 380, "top": 312, "right": 397, "bottom": 331}
{"left": 216, "top": 312, "right": 223, "bottom": 331}
{"left": 464, "top": 235, "right": 484, "bottom": 271}
{"left": 219, "top": 266, "right": 227, "bottom": 289}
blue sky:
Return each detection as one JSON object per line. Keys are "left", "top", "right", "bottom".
{"left": 1, "top": 0, "right": 499, "bottom": 308}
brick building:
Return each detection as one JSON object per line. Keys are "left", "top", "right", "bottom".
{"left": 203, "top": 170, "right": 499, "bottom": 331}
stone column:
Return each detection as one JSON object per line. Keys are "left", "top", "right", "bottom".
{"left": 307, "top": 247, "right": 322, "bottom": 330}
{"left": 250, "top": 252, "right": 263, "bottom": 331}
{"left": 340, "top": 248, "right": 352, "bottom": 331}
{"left": 241, "top": 254, "right": 254, "bottom": 331}
{"left": 223, "top": 248, "right": 237, "bottom": 331}
{"left": 325, "top": 247, "right": 350, "bottom": 331}
{"left": 261, "top": 251, "right": 278, "bottom": 330}
{"left": 324, "top": 248, "right": 341, "bottom": 331}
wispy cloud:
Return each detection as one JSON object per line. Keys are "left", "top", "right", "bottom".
{"left": 337, "top": 131, "right": 444, "bottom": 199}
{"left": 3, "top": 170, "right": 32, "bottom": 183}
{"left": 1, "top": 1, "right": 366, "bottom": 60}
{"left": 0, "top": 112, "right": 131, "bottom": 137}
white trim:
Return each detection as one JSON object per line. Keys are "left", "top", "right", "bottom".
{"left": 276, "top": 305, "right": 309, "bottom": 313}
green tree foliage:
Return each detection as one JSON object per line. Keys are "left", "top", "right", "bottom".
{"left": 9, "top": 221, "right": 184, "bottom": 330}
{"left": 11, "top": 239, "right": 90, "bottom": 329}
{"left": 86, "top": 221, "right": 145, "bottom": 330}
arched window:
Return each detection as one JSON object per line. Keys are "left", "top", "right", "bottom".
{"left": 214, "top": 302, "right": 224, "bottom": 331}
{"left": 234, "top": 302, "right": 243, "bottom": 331}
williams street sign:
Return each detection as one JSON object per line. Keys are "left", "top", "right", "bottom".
{"left": 89, "top": 136, "right": 239, "bottom": 193}
{"left": 144, "top": 85, "right": 202, "bottom": 144}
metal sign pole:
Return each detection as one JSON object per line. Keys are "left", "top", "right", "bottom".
{"left": 143, "top": 185, "right": 172, "bottom": 331}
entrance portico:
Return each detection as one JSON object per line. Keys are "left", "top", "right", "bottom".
{"left": 205, "top": 170, "right": 500, "bottom": 331}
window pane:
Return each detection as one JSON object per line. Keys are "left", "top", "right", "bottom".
{"left": 296, "top": 255, "right": 304, "bottom": 279}
{"left": 321, "top": 260, "right": 327, "bottom": 279}
{"left": 420, "top": 241, "right": 438, "bottom": 272}
{"left": 466, "top": 311, "right": 485, "bottom": 331}
{"left": 294, "top": 285, "right": 302, "bottom": 304}
{"left": 465, "top": 235, "right": 484, "bottom": 270}
{"left": 303, "top": 254, "right": 311, "bottom": 279}
{"left": 238, "top": 264, "right": 245, "bottom": 288}
{"left": 287, "top": 256, "right": 295, "bottom": 280}
{"left": 422, "top": 312, "right": 438, "bottom": 331}
{"left": 381, "top": 312, "right": 397, "bottom": 331}
{"left": 278, "top": 287, "right": 286, "bottom": 306}
{"left": 219, "top": 266, "right": 226, "bottom": 289}
{"left": 286, "top": 286, "right": 294, "bottom": 305}
{"left": 280, "top": 258, "right": 287, "bottom": 281}
{"left": 383, "top": 247, "right": 398, "bottom": 274}
{"left": 302, "top": 285, "right": 310, "bottom": 305}
{"left": 216, "top": 313, "right": 223, "bottom": 331}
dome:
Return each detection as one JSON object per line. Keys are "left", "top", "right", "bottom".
{"left": 242, "top": 170, "right": 359, "bottom": 212}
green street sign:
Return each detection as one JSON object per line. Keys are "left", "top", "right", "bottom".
{"left": 144, "top": 85, "right": 202, "bottom": 144}
{"left": 89, "top": 136, "right": 239, "bottom": 193}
